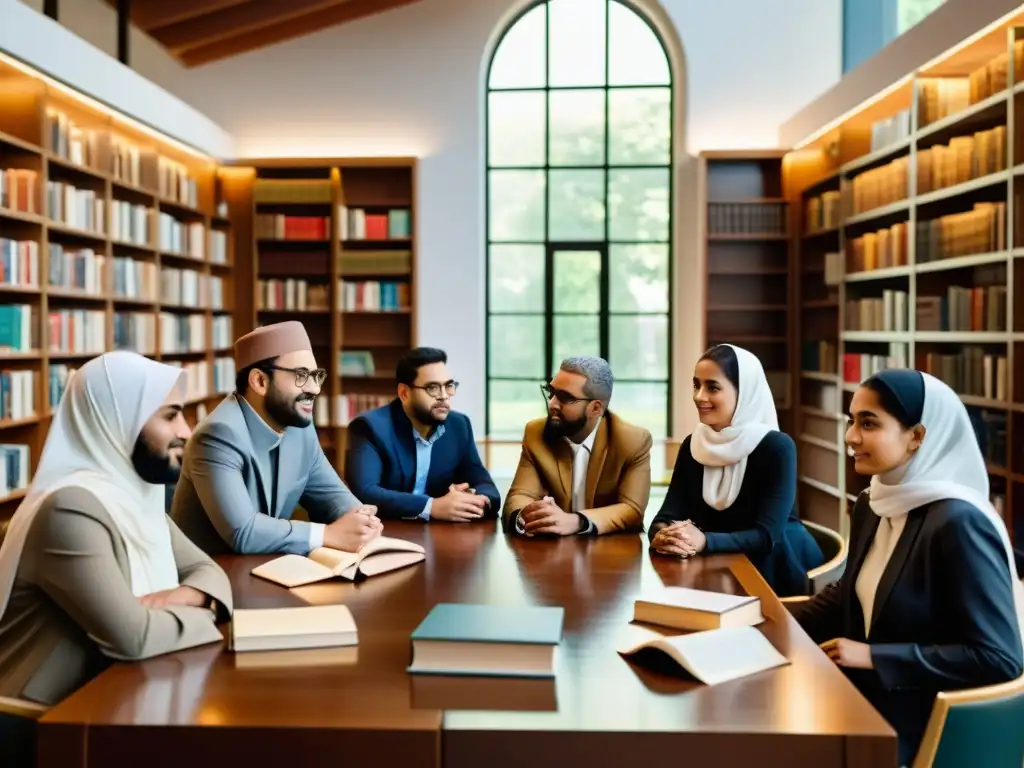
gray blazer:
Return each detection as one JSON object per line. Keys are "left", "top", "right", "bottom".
{"left": 170, "top": 394, "right": 362, "bottom": 556}
{"left": 0, "top": 486, "right": 231, "bottom": 706}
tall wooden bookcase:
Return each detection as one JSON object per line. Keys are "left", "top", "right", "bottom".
{"left": 699, "top": 150, "right": 794, "bottom": 433}
{"left": 228, "top": 158, "right": 417, "bottom": 472}
{"left": 787, "top": 21, "right": 1024, "bottom": 549}
{"left": 0, "top": 55, "right": 237, "bottom": 525}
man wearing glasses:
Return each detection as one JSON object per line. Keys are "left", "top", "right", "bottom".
{"left": 170, "top": 321, "right": 381, "bottom": 556}
{"left": 345, "top": 347, "right": 500, "bottom": 521}
{"left": 503, "top": 356, "right": 652, "bottom": 536}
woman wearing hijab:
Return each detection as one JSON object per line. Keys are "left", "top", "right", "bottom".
{"left": 0, "top": 351, "right": 233, "bottom": 706}
{"left": 649, "top": 344, "right": 824, "bottom": 596}
{"left": 790, "top": 369, "right": 1024, "bottom": 766}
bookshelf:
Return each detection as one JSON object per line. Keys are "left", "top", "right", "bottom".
{"left": 0, "top": 55, "right": 237, "bottom": 523}
{"left": 228, "top": 158, "right": 416, "bottom": 471}
{"left": 786, "top": 21, "right": 1024, "bottom": 550}
{"left": 699, "top": 150, "right": 794, "bottom": 432}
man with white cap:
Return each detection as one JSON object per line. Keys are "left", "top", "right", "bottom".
{"left": 170, "top": 321, "right": 381, "bottom": 556}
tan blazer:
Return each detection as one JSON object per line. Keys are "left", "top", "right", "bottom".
{"left": 0, "top": 486, "right": 233, "bottom": 706}
{"left": 503, "top": 411, "right": 652, "bottom": 534}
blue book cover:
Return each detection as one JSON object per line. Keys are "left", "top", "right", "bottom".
{"left": 411, "top": 603, "right": 564, "bottom": 645}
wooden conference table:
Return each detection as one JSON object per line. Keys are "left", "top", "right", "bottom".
{"left": 36, "top": 520, "right": 897, "bottom": 768}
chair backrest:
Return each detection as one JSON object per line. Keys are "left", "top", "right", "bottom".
{"left": 802, "top": 520, "right": 847, "bottom": 593}
{"left": 912, "top": 676, "right": 1024, "bottom": 768}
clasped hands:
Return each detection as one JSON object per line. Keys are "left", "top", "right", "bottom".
{"left": 650, "top": 519, "right": 707, "bottom": 557}
{"left": 325, "top": 503, "right": 382, "bottom": 551}
{"left": 432, "top": 482, "right": 489, "bottom": 522}
{"left": 519, "top": 496, "right": 581, "bottom": 536}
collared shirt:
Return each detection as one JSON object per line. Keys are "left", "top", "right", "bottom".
{"left": 516, "top": 418, "right": 600, "bottom": 535}
{"left": 413, "top": 423, "right": 446, "bottom": 520}
{"left": 237, "top": 396, "right": 325, "bottom": 549}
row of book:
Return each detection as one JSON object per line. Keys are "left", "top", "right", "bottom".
{"left": 917, "top": 126, "right": 1006, "bottom": 195}
{"left": 917, "top": 283, "right": 1008, "bottom": 333}
{"left": 46, "top": 108, "right": 97, "bottom": 168}
{"left": 916, "top": 202, "right": 1005, "bottom": 263}
{"left": 158, "top": 213, "right": 206, "bottom": 259}
{"left": 968, "top": 407, "right": 1008, "bottom": 469}
{"left": 968, "top": 41, "right": 1023, "bottom": 104}
{"left": 847, "top": 221, "right": 909, "bottom": 273}
{"left": 849, "top": 156, "right": 909, "bottom": 215}
{"left": 917, "top": 42, "right": 1024, "bottom": 126}
{"left": 340, "top": 249, "right": 412, "bottom": 276}
{"left": 258, "top": 279, "right": 330, "bottom": 312}
{"left": 46, "top": 181, "right": 104, "bottom": 234}
{"left": 804, "top": 191, "right": 840, "bottom": 234}
{"left": 842, "top": 343, "right": 909, "bottom": 384}
{"left": 256, "top": 215, "right": 330, "bottom": 241}
{"left": 161, "top": 268, "right": 226, "bottom": 310}
{"left": 868, "top": 108, "right": 912, "bottom": 153}
{"left": 706, "top": 202, "right": 787, "bottom": 236}
{"left": 338, "top": 206, "right": 412, "bottom": 240}
{"left": 49, "top": 245, "right": 103, "bottom": 295}
{"left": 0, "top": 369, "right": 35, "bottom": 422}
{"left": 110, "top": 200, "right": 151, "bottom": 246}
{"left": 339, "top": 281, "right": 410, "bottom": 312}
{"left": 111, "top": 313, "right": 208, "bottom": 355}
{"left": 845, "top": 290, "right": 908, "bottom": 332}
{"left": 339, "top": 350, "right": 376, "bottom": 377}
{"left": 0, "top": 444, "right": 29, "bottom": 498}
{"left": 801, "top": 340, "right": 838, "bottom": 376}
{"left": 253, "top": 178, "right": 330, "bottom": 204}
{"left": 0, "top": 168, "right": 37, "bottom": 214}
{"left": 919, "top": 347, "right": 1007, "bottom": 402}
{"left": 0, "top": 238, "right": 39, "bottom": 288}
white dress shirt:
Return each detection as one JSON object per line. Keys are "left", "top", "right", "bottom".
{"left": 854, "top": 513, "right": 909, "bottom": 636}
{"left": 516, "top": 418, "right": 600, "bottom": 535}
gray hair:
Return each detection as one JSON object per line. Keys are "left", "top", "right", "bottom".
{"left": 559, "top": 356, "right": 613, "bottom": 403}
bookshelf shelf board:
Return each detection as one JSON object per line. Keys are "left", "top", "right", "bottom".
{"left": 799, "top": 475, "right": 843, "bottom": 499}
{"left": 708, "top": 233, "right": 789, "bottom": 242}
{"left": 801, "top": 405, "right": 843, "bottom": 420}
{"left": 916, "top": 251, "right": 1009, "bottom": 273}
{"left": 840, "top": 138, "right": 911, "bottom": 176}
{"left": 914, "top": 169, "right": 1010, "bottom": 206}
{"left": 844, "top": 265, "right": 913, "bottom": 283}
{"left": 801, "top": 371, "right": 841, "bottom": 383}
{"left": 916, "top": 87, "right": 1008, "bottom": 142}
{"left": 843, "top": 200, "right": 911, "bottom": 227}
{"left": 842, "top": 331, "right": 912, "bottom": 342}
{"left": 803, "top": 226, "right": 841, "bottom": 240}
{"left": 799, "top": 433, "right": 841, "bottom": 453}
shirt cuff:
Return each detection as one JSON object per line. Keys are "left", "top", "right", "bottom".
{"left": 577, "top": 513, "right": 595, "bottom": 535}
{"left": 308, "top": 521, "right": 326, "bottom": 550}
{"left": 514, "top": 510, "right": 526, "bottom": 535}
{"left": 418, "top": 497, "right": 433, "bottom": 521}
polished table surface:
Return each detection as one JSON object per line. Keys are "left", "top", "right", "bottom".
{"left": 37, "top": 521, "right": 897, "bottom": 767}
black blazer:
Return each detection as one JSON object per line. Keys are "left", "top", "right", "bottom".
{"left": 344, "top": 399, "right": 500, "bottom": 520}
{"left": 791, "top": 495, "right": 1024, "bottom": 766}
{"left": 650, "top": 432, "right": 823, "bottom": 597}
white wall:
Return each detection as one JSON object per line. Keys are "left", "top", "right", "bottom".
{"left": 14, "top": 0, "right": 842, "bottom": 438}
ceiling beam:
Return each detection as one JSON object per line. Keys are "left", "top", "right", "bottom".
{"left": 134, "top": 0, "right": 253, "bottom": 32}
{"left": 151, "top": 0, "right": 350, "bottom": 53}
{"left": 177, "top": 0, "right": 422, "bottom": 67}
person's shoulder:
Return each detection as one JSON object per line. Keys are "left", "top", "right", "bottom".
{"left": 607, "top": 411, "right": 652, "bottom": 450}
{"left": 521, "top": 417, "right": 547, "bottom": 445}
{"left": 29, "top": 487, "right": 121, "bottom": 548}
{"left": 926, "top": 498, "right": 1002, "bottom": 536}
{"left": 351, "top": 400, "right": 394, "bottom": 431}
{"left": 753, "top": 429, "right": 796, "bottom": 458}
{"left": 191, "top": 395, "right": 244, "bottom": 439}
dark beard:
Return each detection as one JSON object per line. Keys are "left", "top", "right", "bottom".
{"left": 542, "top": 412, "right": 587, "bottom": 443}
{"left": 266, "top": 385, "right": 315, "bottom": 428}
{"left": 131, "top": 437, "right": 184, "bottom": 485}
{"left": 411, "top": 400, "right": 448, "bottom": 428}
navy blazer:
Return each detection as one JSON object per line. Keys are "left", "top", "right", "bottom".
{"left": 791, "top": 495, "right": 1024, "bottom": 766}
{"left": 650, "top": 432, "right": 824, "bottom": 597}
{"left": 344, "top": 400, "right": 501, "bottom": 520}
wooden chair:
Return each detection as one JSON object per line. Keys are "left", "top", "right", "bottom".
{"left": 779, "top": 520, "right": 847, "bottom": 603}
{"left": 911, "top": 675, "right": 1024, "bottom": 767}
{"left": 0, "top": 696, "right": 48, "bottom": 768}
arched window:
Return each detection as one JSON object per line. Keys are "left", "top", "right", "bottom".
{"left": 484, "top": 0, "right": 674, "bottom": 451}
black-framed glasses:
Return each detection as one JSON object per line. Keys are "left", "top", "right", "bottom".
{"left": 413, "top": 381, "right": 459, "bottom": 399}
{"left": 540, "top": 383, "right": 593, "bottom": 407}
{"left": 263, "top": 365, "right": 327, "bottom": 388}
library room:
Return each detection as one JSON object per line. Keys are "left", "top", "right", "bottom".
{"left": 0, "top": 0, "right": 1021, "bottom": 766}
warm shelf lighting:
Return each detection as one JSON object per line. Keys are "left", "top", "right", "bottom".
{"left": 0, "top": 49, "right": 216, "bottom": 164}
{"left": 792, "top": 3, "right": 1024, "bottom": 149}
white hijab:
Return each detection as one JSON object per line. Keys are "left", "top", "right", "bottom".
{"left": 690, "top": 344, "right": 779, "bottom": 510}
{"left": 0, "top": 351, "right": 185, "bottom": 621}
{"left": 869, "top": 372, "right": 1024, "bottom": 642}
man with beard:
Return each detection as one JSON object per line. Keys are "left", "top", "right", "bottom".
{"left": 345, "top": 347, "right": 500, "bottom": 521}
{"left": 0, "top": 352, "right": 232, "bottom": 709}
{"left": 503, "top": 356, "right": 652, "bottom": 536}
{"left": 170, "top": 321, "right": 381, "bottom": 556}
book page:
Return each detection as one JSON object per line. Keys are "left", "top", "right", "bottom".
{"left": 308, "top": 547, "right": 361, "bottom": 574}
{"left": 618, "top": 624, "right": 789, "bottom": 686}
{"left": 251, "top": 554, "right": 335, "bottom": 588}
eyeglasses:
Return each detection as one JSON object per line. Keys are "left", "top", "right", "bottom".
{"left": 540, "top": 383, "right": 593, "bottom": 406}
{"left": 264, "top": 365, "right": 327, "bottom": 388}
{"left": 413, "top": 381, "right": 459, "bottom": 399}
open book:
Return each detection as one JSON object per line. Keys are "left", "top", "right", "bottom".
{"left": 251, "top": 535, "right": 425, "bottom": 588}
{"left": 618, "top": 624, "right": 789, "bottom": 686}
